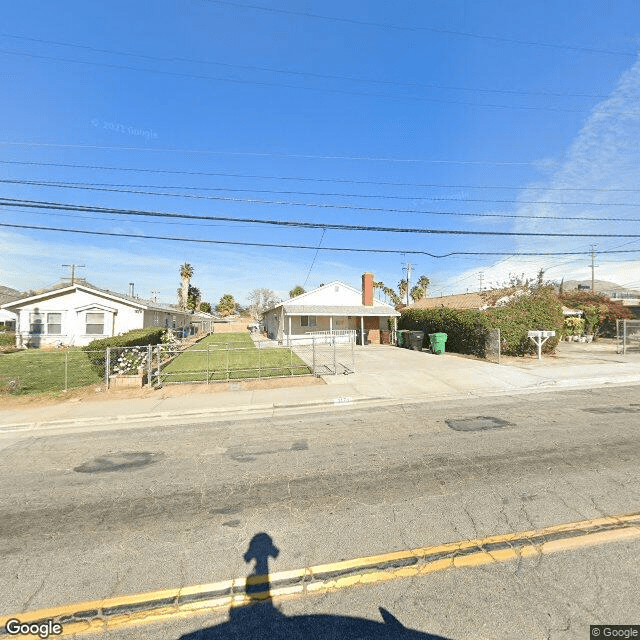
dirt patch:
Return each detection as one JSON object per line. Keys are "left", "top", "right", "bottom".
{"left": 0, "top": 375, "right": 325, "bottom": 410}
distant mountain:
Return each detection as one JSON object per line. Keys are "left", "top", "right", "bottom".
{"left": 554, "top": 280, "right": 640, "bottom": 296}
{"left": 0, "top": 285, "right": 23, "bottom": 306}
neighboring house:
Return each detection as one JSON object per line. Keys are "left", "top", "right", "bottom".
{"left": 406, "top": 288, "right": 530, "bottom": 312}
{"left": 0, "top": 309, "right": 17, "bottom": 331}
{"left": 1, "top": 281, "right": 205, "bottom": 348}
{"left": 262, "top": 273, "right": 400, "bottom": 345}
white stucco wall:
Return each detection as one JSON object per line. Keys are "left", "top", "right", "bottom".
{"left": 288, "top": 282, "right": 390, "bottom": 308}
{"left": 12, "top": 290, "right": 146, "bottom": 347}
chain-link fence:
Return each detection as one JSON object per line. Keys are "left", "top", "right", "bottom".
{"left": 617, "top": 319, "right": 640, "bottom": 354}
{"left": 0, "top": 335, "right": 357, "bottom": 394}
{"left": 0, "top": 349, "right": 105, "bottom": 395}
{"left": 155, "top": 341, "right": 314, "bottom": 384}
{"left": 289, "top": 337, "right": 356, "bottom": 375}
{"left": 154, "top": 336, "right": 355, "bottom": 384}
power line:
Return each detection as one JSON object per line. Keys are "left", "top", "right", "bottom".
{"left": 4, "top": 159, "right": 640, "bottom": 193}
{"left": 303, "top": 228, "right": 326, "bottom": 288}
{"left": 0, "top": 141, "right": 569, "bottom": 165}
{"left": 4, "top": 197, "right": 640, "bottom": 238}
{"left": 4, "top": 177, "right": 640, "bottom": 208}
{"left": 203, "top": 1, "right": 636, "bottom": 58}
{"left": 0, "top": 48, "right": 612, "bottom": 114}
{"left": 4, "top": 180, "right": 640, "bottom": 222}
{"left": 0, "top": 32, "right": 610, "bottom": 100}
{"left": 4, "top": 220, "right": 640, "bottom": 256}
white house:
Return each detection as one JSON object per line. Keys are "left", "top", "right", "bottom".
{"left": 262, "top": 273, "right": 400, "bottom": 345}
{"left": 1, "top": 281, "right": 206, "bottom": 348}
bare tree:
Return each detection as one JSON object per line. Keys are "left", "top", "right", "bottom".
{"left": 247, "top": 288, "right": 281, "bottom": 322}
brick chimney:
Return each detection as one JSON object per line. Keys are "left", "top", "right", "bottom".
{"left": 362, "top": 272, "right": 374, "bottom": 306}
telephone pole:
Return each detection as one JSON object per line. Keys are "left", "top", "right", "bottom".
{"left": 590, "top": 245, "right": 598, "bottom": 291}
{"left": 402, "top": 262, "right": 414, "bottom": 305}
{"left": 62, "top": 264, "right": 85, "bottom": 285}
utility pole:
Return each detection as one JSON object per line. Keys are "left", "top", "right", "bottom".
{"left": 62, "top": 264, "right": 85, "bottom": 285}
{"left": 402, "top": 262, "right": 414, "bottom": 305}
{"left": 590, "top": 245, "right": 598, "bottom": 291}
{"left": 151, "top": 290, "right": 159, "bottom": 302}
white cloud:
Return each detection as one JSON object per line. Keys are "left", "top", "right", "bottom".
{"left": 449, "top": 55, "right": 640, "bottom": 293}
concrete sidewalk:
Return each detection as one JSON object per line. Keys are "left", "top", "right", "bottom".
{"left": 1, "top": 341, "right": 639, "bottom": 432}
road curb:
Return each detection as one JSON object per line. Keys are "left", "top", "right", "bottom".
{"left": 2, "top": 375, "right": 640, "bottom": 434}
{"left": 0, "top": 395, "right": 393, "bottom": 432}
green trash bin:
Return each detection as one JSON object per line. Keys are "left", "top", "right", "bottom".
{"left": 396, "top": 330, "right": 409, "bottom": 347}
{"left": 429, "top": 332, "right": 447, "bottom": 355}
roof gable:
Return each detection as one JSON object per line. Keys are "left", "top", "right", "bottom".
{"left": 277, "top": 281, "right": 395, "bottom": 311}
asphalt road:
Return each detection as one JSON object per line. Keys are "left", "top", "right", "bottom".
{"left": 1, "top": 385, "right": 639, "bottom": 639}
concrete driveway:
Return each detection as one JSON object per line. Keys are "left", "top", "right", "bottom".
{"left": 322, "top": 342, "right": 640, "bottom": 401}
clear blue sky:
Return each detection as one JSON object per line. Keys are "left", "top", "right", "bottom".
{"left": 1, "top": 0, "right": 640, "bottom": 305}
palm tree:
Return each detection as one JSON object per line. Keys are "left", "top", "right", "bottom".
{"left": 398, "top": 279, "right": 408, "bottom": 303}
{"left": 410, "top": 286, "right": 425, "bottom": 302}
{"left": 179, "top": 263, "right": 193, "bottom": 310}
{"left": 417, "top": 275, "right": 430, "bottom": 296}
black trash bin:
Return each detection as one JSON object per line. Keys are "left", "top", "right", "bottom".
{"left": 409, "top": 331, "right": 425, "bottom": 351}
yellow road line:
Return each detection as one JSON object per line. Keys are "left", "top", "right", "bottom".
{"left": 2, "top": 512, "right": 639, "bottom": 637}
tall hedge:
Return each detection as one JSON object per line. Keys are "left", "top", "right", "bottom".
{"left": 399, "top": 288, "right": 565, "bottom": 358}
{"left": 82, "top": 327, "right": 167, "bottom": 352}
{"left": 399, "top": 308, "right": 491, "bottom": 356}
{"left": 81, "top": 328, "right": 167, "bottom": 380}
{"left": 485, "top": 288, "right": 564, "bottom": 356}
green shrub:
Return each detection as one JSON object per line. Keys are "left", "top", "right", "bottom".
{"left": 82, "top": 327, "right": 167, "bottom": 351}
{"left": 399, "top": 308, "right": 491, "bottom": 357}
{"left": 485, "top": 288, "right": 564, "bottom": 356}
{"left": 0, "top": 332, "right": 16, "bottom": 347}
{"left": 82, "top": 328, "right": 166, "bottom": 379}
{"left": 559, "top": 292, "right": 633, "bottom": 338}
{"left": 400, "top": 288, "right": 564, "bottom": 358}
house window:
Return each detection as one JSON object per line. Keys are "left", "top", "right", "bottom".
{"left": 29, "top": 312, "right": 44, "bottom": 334}
{"left": 47, "top": 313, "right": 62, "bottom": 335}
{"left": 86, "top": 312, "right": 105, "bottom": 335}
{"left": 300, "top": 316, "right": 317, "bottom": 327}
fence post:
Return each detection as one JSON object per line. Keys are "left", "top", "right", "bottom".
{"left": 156, "top": 345, "right": 161, "bottom": 385}
{"left": 64, "top": 350, "right": 68, "bottom": 391}
{"left": 289, "top": 342, "right": 292, "bottom": 376}
{"left": 105, "top": 347, "right": 110, "bottom": 388}
{"left": 351, "top": 335, "right": 355, "bottom": 373}
{"left": 312, "top": 337, "right": 316, "bottom": 375}
{"left": 623, "top": 319, "right": 627, "bottom": 355}
{"left": 207, "top": 346, "right": 210, "bottom": 384}
{"left": 226, "top": 346, "right": 229, "bottom": 381}
{"left": 147, "top": 345, "right": 152, "bottom": 386}
{"left": 333, "top": 335, "right": 337, "bottom": 374}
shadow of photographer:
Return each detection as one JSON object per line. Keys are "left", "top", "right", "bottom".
{"left": 179, "top": 532, "right": 451, "bottom": 639}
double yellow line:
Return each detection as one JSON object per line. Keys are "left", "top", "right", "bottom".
{"left": 2, "top": 512, "right": 639, "bottom": 637}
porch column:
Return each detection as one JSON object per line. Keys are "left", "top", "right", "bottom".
{"left": 288, "top": 316, "right": 292, "bottom": 346}
{"left": 360, "top": 316, "right": 364, "bottom": 346}
{"left": 329, "top": 316, "right": 333, "bottom": 333}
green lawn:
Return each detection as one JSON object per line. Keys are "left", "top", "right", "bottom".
{"left": 0, "top": 349, "right": 102, "bottom": 395}
{"left": 160, "top": 333, "right": 311, "bottom": 383}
